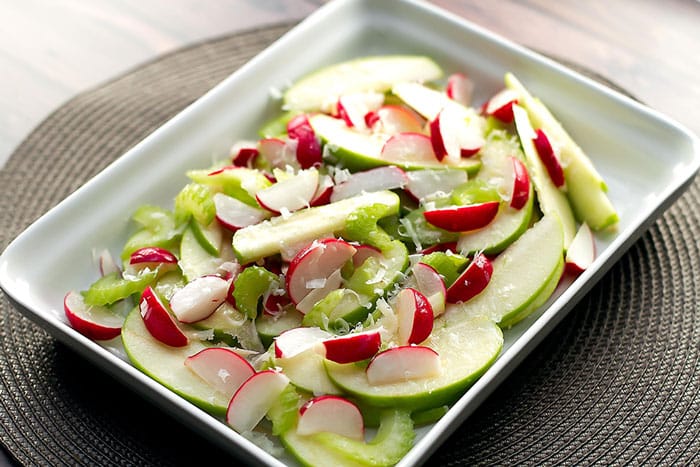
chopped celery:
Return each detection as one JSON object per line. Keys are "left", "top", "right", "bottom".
{"left": 231, "top": 266, "right": 279, "bottom": 319}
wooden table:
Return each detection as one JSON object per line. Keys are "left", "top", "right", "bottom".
{"left": 1, "top": 0, "right": 698, "bottom": 169}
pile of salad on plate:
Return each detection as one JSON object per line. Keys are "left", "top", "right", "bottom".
{"left": 64, "top": 55, "right": 618, "bottom": 466}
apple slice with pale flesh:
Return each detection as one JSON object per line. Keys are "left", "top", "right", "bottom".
{"left": 179, "top": 225, "right": 228, "bottom": 282}
{"left": 295, "top": 268, "right": 344, "bottom": 315}
{"left": 513, "top": 104, "right": 577, "bottom": 248}
{"left": 330, "top": 166, "right": 407, "bottom": 202}
{"left": 139, "top": 286, "right": 188, "bottom": 347}
{"left": 214, "top": 193, "right": 270, "bottom": 232}
{"left": 446, "top": 253, "right": 493, "bottom": 304}
{"left": 232, "top": 190, "right": 399, "bottom": 264}
{"left": 286, "top": 238, "right": 357, "bottom": 304}
{"left": 169, "top": 275, "right": 229, "bottom": 323}
{"left": 566, "top": 222, "right": 596, "bottom": 275}
{"left": 483, "top": 88, "right": 519, "bottom": 123}
{"left": 396, "top": 288, "right": 434, "bottom": 345}
{"left": 64, "top": 291, "right": 124, "bottom": 340}
{"left": 533, "top": 128, "right": 565, "bottom": 188}
{"left": 404, "top": 169, "right": 467, "bottom": 202}
{"left": 129, "top": 247, "right": 178, "bottom": 271}
{"left": 297, "top": 396, "right": 365, "bottom": 440}
{"left": 258, "top": 137, "right": 298, "bottom": 169}
{"left": 364, "top": 105, "right": 424, "bottom": 134}
{"left": 226, "top": 370, "right": 290, "bottom": 433}
{"left": 446, "top": 73, "right": 474, "bottom": 106}
{"left": 184, "top": 347, "right": 255, "bottom": 400}
{"left": 366, "top": 346, "right": 441, "bottom": 386}
{"left": 322, "top": 329, "right": 382, "bottom": 364}
{"left": 446, "top": 215, "right": 564, "bottom": 328}
{"left": 121, "top": 307, "right": 230, "bottom": 415}
{"left": 412, "top": 262, "right": 446, "bottom": 317}
{"left": 505, "top": 73, "right": 618, "bottom": 230}
{"left": 423, "top": 201, "right": 500, "bottom": 232}
{"left": 274, "top": 326, "right": 333, "bottom": 359}
{"left": 283, "top": 55, "right": 442, "bottom": 113}
{"left": 336, "top": 92, "right": 384, "bottom": 130}
{"left": 392, "top": 82, "right": 451, "bottom": 121}
{"left": 255, "top": 168, "right": 319, "bottom": 214}
{"left": 326, "top": 315, "right": 502, "bottom": 410}
{"left": 275, "top": 344, "right": 343, "bottom": 395}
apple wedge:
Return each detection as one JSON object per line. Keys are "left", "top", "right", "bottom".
{"left": 505, "top": 73, "right": 618, "bottom": 230}
{"left": 404, "top": 168, "right": 467, "bottom": 202}
{"left": 283, "top": 55, "right": 442, "bottom": 113}
{"left": 330, "top": 166, "right": 407, "bottom": 202}
{"left": 232, "top": 190, "right": 399, "bottom": 264}
{"left": 326, "top": 315, "right": 502, "bottom": 410}
{"left": 64, "top": 290, "right": 125, "bottom": 341}
{"left": 446, "top": 215, "right": 564, "bottom": 328}
{"left": 121, "top": 306, "right": 230, "bottom": 416}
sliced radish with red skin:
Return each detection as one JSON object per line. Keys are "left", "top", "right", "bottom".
{"left": 64, "top": 291, "right": 123, "bottom": 340}
{"left": 255, "top": 168, "right": 319, "bottom": 214}
{"left": 352, "top": 244, "right": 382, "bottom": 267}
{"left": 508, "top": 157, "right": 531, "bottom": 209}
{"left": 364, "top": 105, "right": 424, "bottom": 134}
{"left": 169, "top": 275, "right": 230, "bottom": 323}
{"left": 226, "top": 370, "right": 290, "bottom": 433}
{"left": 139, "top": 286, "right": 188, "bottom": 347}
{"left": 274, "top": 326, "right": 333, "bottom": 358}
{"left": 430, "top": 106, "right": 484, "bottom": 162}
{"left": 330, "top": 166, "right": 407, "bottom": 202}
{"left": 445, "top": 72, "right": 474, "bottom": 106}
{"left": 184, "top": 347, "right": 256, "bottom": 399}
{"left": 365, "top": 346, "right": 441, "bottom": 385}
{"left": 96, "top": 249, "right": 120, "bottom": 277}
{"left": 429, "top": 114, "right": 448, "bottom": 161}
{"left": 129, "top": 247, "right": 178, "bottom": 271}
{"left": 297, "top": 396, "right": 365, "bottom": 440}
{"left": 336, "top": 92, "right": 384, "bottom": 130}
{"left": 423, "top": 201, "right": 500, "bottom": 232}
{"left": 446, "top": 253, "right": 493, "bottom": 304}
{"left": 230, "top": 140, "right": 259, "bottom": 167}
{"left": 396, "top": 288, "right": 434, "bottom": 345}
{"left": 421, "top": 242, "right": 458, "bottom": 254}
{"left": 263, "top": 293, "right": 292, "bottom": 316}
{"left": 286, "top": 238, "right": 357, "bottom": 304}
{"left": 533, "top": 128, "right": 565, "bottom": 188}
{"left": 322, "top": 329, "right": 382, "bottom": 364}
{"left": 380, "top": 132, "right": 437, "bottom": 165}
{"left": 287, "top": 114, "right": 322, "bottom": 168}
{"left": 214, "top": 193, "right": 270, "bottom": 232}
{"left": 565, "top": 223, "right": 596, "bottom": 275}
{"left": 295, "top": 268, "right": 343, "bottom": 315}
{"left": 412, "top": 262, "right": 447, "bottom": 317}
{"left": 404, "top": 169, "right": 468, "bottom": 202}
{"left": 309, "top": 174, "right": 334, "bottom": 207}
{"left": 484, "top": 88, "right": 519, "bottom": 123}
{"left": 258, "top": 137, "right": 298, "bottom": 169}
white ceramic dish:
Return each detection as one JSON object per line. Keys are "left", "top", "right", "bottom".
{"left": 1, "top": 0, "right": 699, "bottom": 465}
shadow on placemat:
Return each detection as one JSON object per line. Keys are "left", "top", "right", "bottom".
{"left": 1, "top": 21, "right": 699, "bottom": 466}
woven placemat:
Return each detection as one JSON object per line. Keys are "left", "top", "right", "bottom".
{"left": 1, "top": 22, "right": 699, "bottom": 466}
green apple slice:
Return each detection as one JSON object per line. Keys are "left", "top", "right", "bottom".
{"left": 232, "top": 190, "right": 400, "bottom": 264}
{"left": 309, "top": 114, "right": 481, "bottom": 174}
{"left": 325, "top": 316, "right": 503, "bottom": 410}
{"left": 121, "top": 306, "right": 230, "bottom": 416}
{"left": 446, "top": 215, "right": 564, "bottom": 327}
{"left": 505, "top": 73, "right": 618, "bottom": 230}
{"left": 189, "top": 219, "right": 223, "bottom": 256}
{"left": 193, "top": 303, "right": 264, "bottom": 352}
{"left": 275, "top": 349, "right": 343, "bottom": 396}
{"left": 283, "top": 55, "right": 443, "bottom": 113}
{"left": 256, "top": 309, "right": 304, "bottom": 348}
{"left": 179, "top": 226, "right": 224, "bottom": 281}
{"left": 512, "top": 104, "right": 577, "bottom": 248}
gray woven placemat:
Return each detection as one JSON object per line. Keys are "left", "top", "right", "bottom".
{"left": 1, "top": 22, "right": 699, "bottom": 466}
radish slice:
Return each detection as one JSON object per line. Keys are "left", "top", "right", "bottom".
{"left": 483, "top": 88, "right": 519, "bottom": 123}
{"left": 64, "top": 291, "right": 123, "bottom": 341}
{"left": 297, "top": 396, "right": 365, "bottom": 440}
{"left": 185, "top": 348, "right": 256, "bottom": 399}
{"left": 336, "top": 92, "right": 384, "bottom": 129}
{"left": 214, "top": 193, "right": 271, "bottom": 231}
{"left": 169, "top": 275, "right": 230, "bottom": 323}
{"left": 226, "top": 370, "right": 290, "bottom": 433}
{"left": 364, "top": 105, "right": 424, "bottom": 135}
{"left": 446, "top": 72, "right": 474, "bottom": 106}
{"left": 230, "top": 140, "right": 259, "bottom": 167}
{"left": 380, "top": 132, "right": 437, "bottom": 165}
{"left": 396, "top": 288, "right": 434, "bottom": 345}
{"left": 258, "top": 137, "right": 298, "bottom": 169}
{"left": 274, "top": 326, "right": 333, "bottom": 358}
{"left": 255, "top": 168, "right": 320, "bottom": 214}
{"left": 565, "top": 223, "right": 596, "bottom": 275}
{"left": 366, "top": 346, "right": 441, "bottom": 385}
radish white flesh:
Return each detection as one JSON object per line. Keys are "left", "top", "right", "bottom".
{"left": 412, "top": 262, "right": 447, "bottom": 317}
{"left": 322, "top": 329, "right": 382, "bottom": 364}
{"left": 185, "top": 347, "right": 256, "bottom": 399}
{"left": 169, "top": 275, "right": 230, "bottom": 323}
{"left": 258, "top": 137, "right": 298, "bottom": 169}
{"left": 336, "top": 92, "right": 384, "bottom": 130}
{"left": 330, "top": 166, "right": 408, "bottom": 202}
{"left": 226, "top": 370, "right": 289, "bottom": 433}
{"left": 446, "top": 72, "right": 474, "bottom": 106}
{"left": 129, "top": 247, "right": 178, "bottom": 270}
{"left": 274, "top": 326, "right": 333, "bottom": 358}
{"left": 566, "top": 222, "right": 596, "bottom": 275}
{"left": 396, "top": 288, "right": 434, "bottom": 345}
{"left": 64, "top": 291, "right": 124, "bottom": 341}
{"left": 255, "top": 168, "right": 319, "bottom": 214}
{"left": 297, "top": 396, "right": 365, "bottom": 440}
{"left": 286, "top": 238, "right": 357, "bottom": 304}
{"left": 295, "top": 268, "right": 343, "bottom": 315}
{"left": 380, "top": 132, "right": 437, "bottom": 165}
{"left": 366, "top": 346, "right": 441, "bottom": 385}
{"left": 365, "top": 105, "right": 424, "bottom": 135}
{"left": 404, "top": 169, "right": 467, "bottom": 202}
{"left": 96, "top": 249, "right": 120, "bottom": 277}
{"left": 139, "top": 286, "right": 188, "bottom": 347}
{"left": 214, "top": 193, "right": 271, "bottom": 231}
{"left": 310, "top": 174, "right": 334, "bottom": 207}
{"left": 430, "top": 105, "right": 484, "bottom": 162}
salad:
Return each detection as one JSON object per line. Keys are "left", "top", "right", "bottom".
{"left": 64, "top": 55, "right": 617, "bottom": 466}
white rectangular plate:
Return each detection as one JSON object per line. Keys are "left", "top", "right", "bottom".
{"left": 1, "top": 0, "right": 699, "bottom": 465}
